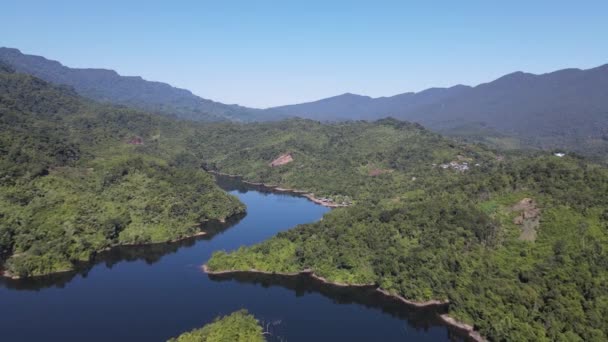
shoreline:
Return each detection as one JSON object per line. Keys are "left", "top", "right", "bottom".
{"left": 0, "top": 169, "right": 255, "bottom": 281}
{"left": 1, "top": 267, "right": 74, "bottom": 280}
{"left": 440, "top": 314, "right": 486, "bottom": 342}
{"left": 202, "top": 265, "right": 485, "bottom": 341}
{"left": 0, "top": 231, "right": 208, "bottom": 280}
{"left": 109, "top": 231, "right": 207, "bottom": 249}
{"left": 0, "top": 213, "right": 240, "bottom": 281}
{"left": 209, "top": 170, "right": 349, "bottom": 208}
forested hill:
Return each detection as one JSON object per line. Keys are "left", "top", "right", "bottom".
{"left": 0, "top": 47, "right": 270, "bottom": 122}
{"left": 189, "top": 118, "right": 496, "bottom": 202}
{"left": 268, "top": 64, "right": 608, "bottom": 157}
{"left": 0, "top": 67, "right": 244, "bottom": 278}
{"left": 200, "top": 120, "right": 608, "bottom": 340}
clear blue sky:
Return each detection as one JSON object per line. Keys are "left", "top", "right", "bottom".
{"left": 2, "top": 1, "right": 607, "bottom": 108}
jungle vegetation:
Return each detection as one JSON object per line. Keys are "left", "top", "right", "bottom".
{"left": 202, "top": 123, "right": 608, "bottom": 341}
{"left": 167, "top": 310, "right": 264, "bottom": 342}
{"left": 0, "top": 66, "right": 244, "bottom": 277}
{"left": 190, "top": 118, "right": 497, "bottom": 203}
{"left": 3, "top": 64, "right": 608, "bottom": 341}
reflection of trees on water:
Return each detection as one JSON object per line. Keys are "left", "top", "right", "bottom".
{"left": 0, "top": 213, "right": 245, "bottom": 291}
{"left": 213, "top": 174, "right": 299, "bottom": 197}
{"left": 0, "top": 175, "right": 305, "bottom": 292}
{"left": 208, "top": 271, "right": 469, "bottom": 342}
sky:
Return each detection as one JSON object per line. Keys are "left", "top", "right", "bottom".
{"left": 1, "top": 1, "right": 607, "bottom": 108}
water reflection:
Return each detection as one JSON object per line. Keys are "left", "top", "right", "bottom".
{"left": 0, "top": 213, "right": 245, "bottom": 291}
{"left": 0, "top": 175, "right": 472, "bottom": 341}
{"left": 213, "top": 173, "right": 281, "bottom": 194}
{"left": 208, "top": 271, "right": 470, "bottom": 341}
{"left": 0, "top": 175, "right": 306, "bottom": 291}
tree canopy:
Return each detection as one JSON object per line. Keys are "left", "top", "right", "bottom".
{"left": 168, "top": 310, "right": 264, "bottom": 342}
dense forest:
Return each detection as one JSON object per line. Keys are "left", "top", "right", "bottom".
{"left": 190, "top": 118, "right": 496, "bottom": 203}
{"left": 168, "top": 310, "right": 264, "bottom": 342}
{"left": 202, "top": 123, "right": 608, "bottom": 340}
{"left": 2, "top": 63, "right": 608, "bottom": 341}
{"left": 0, "top": 65, "right": 245, "bottom": 277}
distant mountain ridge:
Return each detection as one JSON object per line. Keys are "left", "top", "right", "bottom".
{"left": 268, "top": 65, "right": 608, "bottom": 132}
{"left": 3, "top": 47, "right": 607, "bottom": 156}
{"left": 0, "top": 47, "right": 266, "bottom": 122}
{"left": 268, "top": 85, "right": 471, "bottom": 121}
{"left": 412, "top": 65, "right": 608, "bottom": 130}
{"left": 268, "top": 64, "right": 608, "bottom": 156}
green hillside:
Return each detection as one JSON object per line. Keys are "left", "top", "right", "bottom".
{"left": 202, "top": 122, "right": 608, "bottom": 341}
{"left": 190, "top": 118, "right": 496, "bottom": 203}
{"left": 0, "top": 67, "right": 244, "bottom": 277}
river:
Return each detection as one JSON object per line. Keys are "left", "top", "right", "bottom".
{"left": 0, "top": 176, "right": 466, "bottom": 341}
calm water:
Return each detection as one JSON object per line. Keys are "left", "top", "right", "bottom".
{"left": 0, "top": 176, "right": 465, "bottom": 341}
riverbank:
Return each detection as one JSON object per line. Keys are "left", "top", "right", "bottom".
{"left": 0, "top": 215, "right": 239, "bottom": 281}
{"left": 0, "top": 231, "right": 207, "bottom": 280}
{"left": 440, "top": 314, "right": 486, "bottom": 342}
{"left": 202, "top": 265, "right": 486, "bottom": 342}
{"left": 208, "top": 170, "right": 349, "bottom": 208}
{"left": 202, "top": 264, "right": 374, "bottom": 288}
{"left": 1, "top": 267, "right": 72, "bottom": 280}
{"left": 2, "top": 181, "right": 463, "bottom": 341}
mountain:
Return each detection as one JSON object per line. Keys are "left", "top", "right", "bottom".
{"left": 268, "top": 65, "right": 608, "bottom": 156}
{"left": 4, "top": 47, "right": 606, "bottom": 155}
{"left": 411, "top": 65, "right": 608, "bottom": 133}
{"left": 0, "top": 47, "right": 269, "bottom": 122}
{"left": 268, "top": 85, "right": 471, "bottom": 121}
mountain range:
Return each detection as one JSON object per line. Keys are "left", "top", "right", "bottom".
{"left": 2, "top": 47, "right": 607, "bottom": 156}
{"left": 273, "top": 64, "right": 608, "bottom": 135}
{"left": 0, "top": 47, "right": 267, "bottom": 122}
{"left": 268, "top": 64, "right": 608, "bottom": 155}
{"left": 268, "top": 85, "right": 471, "bottom": 121}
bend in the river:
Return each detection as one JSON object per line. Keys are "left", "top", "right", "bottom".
{"left": 0, "top": 175, "right": 469, "bottom": 341}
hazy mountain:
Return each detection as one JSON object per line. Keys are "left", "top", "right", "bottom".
{"left": 268, "top": 93, "right": 374, "bottom": 121}
{"left": 268, "top": 64, "right": 608, "bottom": 156}
{"left": 4, "top": 47, "right": 606, "bottom": 155}
{"left": 268, "top": 85, "right": 471, "bottom": 121}
{"left": 0, "top": 47, "right": 271, "bottom": 122}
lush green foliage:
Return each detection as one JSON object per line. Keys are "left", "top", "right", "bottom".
{"left": 191, "top": 118, "right": 495, "bottom": 201}
{"left": 3, "top": 64, "right": 608, "bottom": 341}
{"left": 0, "top": 69, "right": 244, "bottom": 277}
{"left": 442, "top": 122, "right": 608, "bottom": 164}
{"left": 204, "top": 124, "right": 608, "bottom": 342}
{"left": 168, "top": 310, "right": 264, "bottom": 342}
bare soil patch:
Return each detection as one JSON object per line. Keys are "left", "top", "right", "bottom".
{"left": 511, "top": 198, "right": 541, "bottom": 241}
{"left": 269, "top": 153, "right": 293, "bottom": 167}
